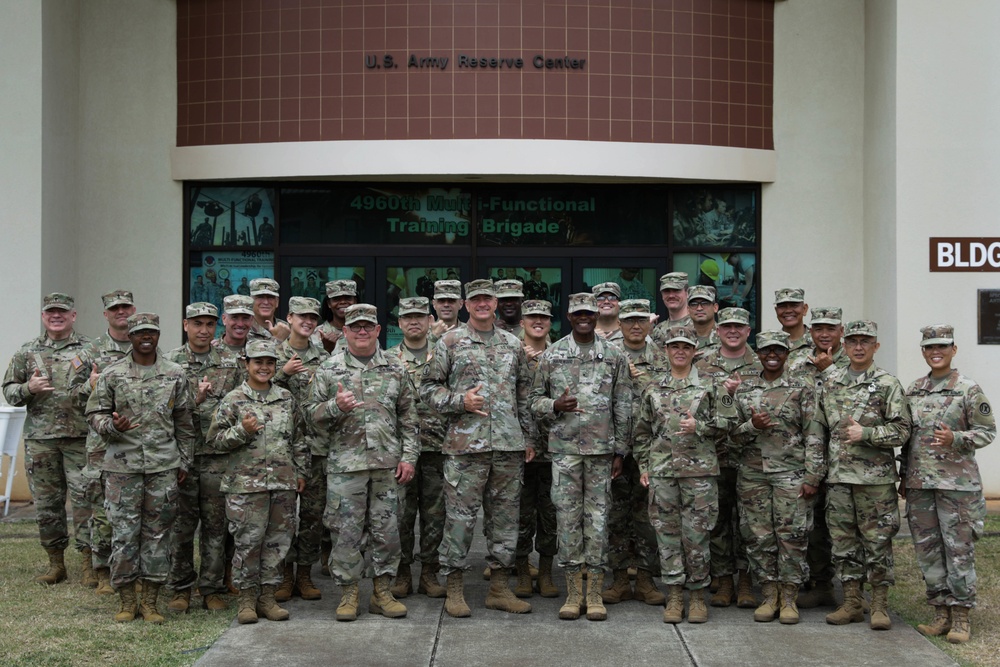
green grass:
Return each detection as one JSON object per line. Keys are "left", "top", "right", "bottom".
{"left": 0, "top": 521, "right": 233, "bottom": 667}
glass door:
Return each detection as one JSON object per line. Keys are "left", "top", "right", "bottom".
{"left": 375, "top": 257, "right": 472, "bottom": 349}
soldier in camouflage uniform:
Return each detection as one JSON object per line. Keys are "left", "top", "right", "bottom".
{"left": 495, "top": 279, "right": 524, "bottom": 337}
{"left": 387, "top": 297, "right": 449, "bottom": 599}
{"left": 419, "top": 279, "right": 536, "bottom": 618}
{"left": 773, "top": 288, "right": 811, "bottom": 369}
{"left": 634, "top": 324, "right": 735, "bottom": 624}
{"left": 247, "top": 278, "right": 291, "bottom": 343}
{"left": 730, "top": 330, "right": 826, "bottom": 624}
{"left": 650, "top": 272, "right": 692, "bottom": 348}
{"left": 429, "top": 279, "right": 464, "bottom": 343}
{"left": 207, "top": 339, "right": 309, "bottom": 624}
{"left": 305, "top": 304, "right": 419, "bottom": 621}
{"left": 313, "top": 279, "right": 357, "bottom": 353}
{"left": 592, "top": 282, "right": 623, "bottom": 344}
{"left": 216, "top": 294, "right": 254, "bottom": 358}
{"left": 695, "top": 307, "right": 762, "bottom": 608}
{"left": 602, "top": 299, "right": 669, "bottom": 607}
{"left": 3, "top": 293, "right": 93, "bottom": 586}
{"left": 86, "top": 313, "right": 197, "bottom": 624}
{"left": 901, "top": 324, "right": 995, "bottom": 643}
{"left": 818, "top": 320, "right": 911, "bottom": 630}
{"left": 687, "top": 285, "right": 719, "bottom": 355}
{"left": 163, "top": 302, "right": 244, "bottom": 613}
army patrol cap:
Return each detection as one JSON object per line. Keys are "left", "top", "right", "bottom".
{"left": 591, "top": 282, "right": 621, "bottom": 298}
{"left": 810, "top": 306, "right": 842, "bottom": 326}
{"left": 756, "top": 330, "right": 791, "bottom": 350}
{"left": 345, "top": 303, "right": 379, "bottom": 325}
{"left": 618, "top": 299, "right": 652, "bottom": 319}
{"left": 325, "top": 279, "right": 357, "bottom": 298}
{"left": 249, "top": 278, "right": 280, "bottom": 297}
{"left": 434, "top": 279, "right": 462, "bottom": 300}
{"left": 920, "top": 324, "right": 955, "bottom": 347}
{"left": 42, "top": 293, "right": 75, "bottom": 311}
{"left": 495, "top": 279, "right": 524, "bottom": 299}
{"left": 185, "top": 302, "right": 219, "bottom": 320}
{"left": 687, "top": 285, "right": 717, "bottom": 304}
{"left": 521, "top": 300, "right": 552, "bottom": 317}
{"left": 102, "top": 290, "right": 134, "bottom": 309}
{"left": 664, "top": 325, "right": 698, "bottom": 346}
{"left": 127, "top": 312, "right": 160, "bottom": 334}
{"left": 245, "top": 339, "right": 278, "bottom": 359}
{"left": 223, "top": 294, "right": 254, "bottom": 316}
{"left": 465, "top": 279, "right": 496, "bottom": 299}
{"left": 844, "top": 320, "right": 878, "bottom": 338}
{"left": 567, "top": 292, "right": 598, "bottom": 314}
{"left": 659, "top": 272, "right": 689, "bottom": 291}
{"left": 288, "top": 296, "right": 322, "bottom": 316}
{"left": 774, "top": 288, "right": 805, "bottom": 305}
{"left": 717, "top": 307, "right": 751, "bottom": 326}
{"left": 398, "top": 297, "right": 430, "bottom": 316}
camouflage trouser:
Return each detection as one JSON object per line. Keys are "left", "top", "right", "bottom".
{"left": 25, "top": 438, "right": 91, "bottom": 553}
{"left": 398, "top": 451, "right": 446, "bottom": 566}
{"left": 826, "top": 482, "right": 899, "bottom": 587}
{"left": 551, "top": 453, "right": 613, "bottom": 572}
{"left": 196, "top": 455, "right": 231, "bottom": 595}
{"left": 607, "top": 455, "right": 659, "bottom": 573}
{"left": 906, "top": 488, "right": 985, "bottom": 607}
{"left": 648, "top": 476, "right": 718, "bottom": 590}
{"left": 806, "top": 485, "right": 834, "bottom": 584}
{"left": 324, "top": 468, "right": 401, "bottom": 585}
{"left": 516, "top": 460, "right": 558, "bottom": 559}
{"left": 710, "top": 466, "right": 746, "bottom": 577}
{"left": 167, "top": 465, "right": 201, "bottom": 590}
{"left": 737, "top": 467, "right": 813, "bottom": 584}
{"left": 104, "top": 470, "right": 179, "bottom": 588}
{"left": 439, "top": 451, "right": 523, "bottom": 575}
{"left": 226, "top": 489, "right": 297, "bottom": 589}
{"left": 83, "top": 453, "right": 112, "bottom": 568}
{"left": 286, "top": 455, "right": 328, "bottom": 567}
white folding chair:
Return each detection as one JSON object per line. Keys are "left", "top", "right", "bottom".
{"left": 0, "top": 406, "right": 28, "bottom": 517}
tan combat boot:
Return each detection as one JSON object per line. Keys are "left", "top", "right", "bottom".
{"left": 601, "top": 568, "right": 633, "bottom": 604}
{"left": 663, "top": 585, "right": 685, "bottom": 624}
{"left": 753, "top": 581, "right": 779, "bottom": 622}
{"left": 294, "top": 565, "right": 323, "bottom": 600}
{"left": 559, "top": 570, "right": 584, "bottom": 620}
{"left": 35, "top": 548, "right": 67, "bottom": 585}
{"left": 736, "top": 569, "right": 756, "bottom": 608}
{"left": 513, "top": 558, "right": 533, "bottom": 598}
{"left": 167, "top": 588, "right": 191, "bottom": 613}
{"left": 797, "top": 579, "right": 837, "bottom": 608}
{"left": 826, "top": 579, "right": 864, "bottom": 625}
{"left": 257, "top": 584, "right": 290, "bottom": 621}
{"left": 417, "top": 562, "right": 447, "bottom": 598}
{"left": 585, "top": 571, "right": 608, "bottom": 621}
{"left": 390, "top": 563, "right": 412, "bottom": 599}
{"left": 237, "top": 587, "right": 258, "bottom": 624}
{"left": 536, "top": 555, "right": 559, "bottom": 598}
{"left": 635, "top": 569, "right": 665, "bottom": 605}
{"left": 274, "top": 563, "right": 295, "bottom": 602}
{"left": 709, "top": 574, "right": 734, "bottom": 607}
{"left": 947, "top": 606, "right": 970, "bottom": 644}
{"left": 445, "top": 571, "right": 472, "bottom": 618}
{"left": 779, "top": 582, "right": 800, "bottom": 624}
{"left": 485, "top": 568, "right": 532, "bottom": 613}
{"left": 114, "top": 582, "right": 138, "bottom": 622}
{"left": 917, "top": 605, "right": 952, "bottom": 637}
{"left": 80, "top": 548, "right": 97, "bottom": 588}
{"left": 688, "top": 590, "right": 709, "bottom": 623}
{"left": 95, "top": 567, "right": 114, "bottom": 595}
{"left": 138, "top": 581, "right": 165, "bottom": 624}
{"left": 709, "top": 576, "right": 721, "bottom": 593}
{"left": 371, "top": 574, "right": 408, "bottom": 618}
{"left": 869, "top": 584, "right": 891, "bottom": 630}
{"left": 203, "top": 593, "right": 227, "bottom": 611}
{"left": 336, "top": 582, "right": 359, "bottom": 621}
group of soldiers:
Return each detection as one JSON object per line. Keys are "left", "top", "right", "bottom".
{"left": 2, "top": 271, "right": 993, "bottom": 644}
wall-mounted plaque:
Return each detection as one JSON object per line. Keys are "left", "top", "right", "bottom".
{"left": 978, "top": 289, "right": 1000, "bottom": 344}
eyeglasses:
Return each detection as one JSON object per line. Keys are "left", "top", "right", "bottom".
{"left": 844, "top": 338, "right": 876, "bottom": 348}
{"left": 347, "top": 323, "right": 376, "bottom": 333}
{"left": 688, "top": 301, "right": 713, "bottom": 310}
{"left": 596, "top": 295, "right": 619, "bottom": 302}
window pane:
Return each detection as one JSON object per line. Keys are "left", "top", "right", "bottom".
{"left": 289, "top": 265, "right": 367, "bottom": 322}
{"left": 190, "top": 250, "right": 274, "bottom": 335}
{"left": 581, "top": 266, "right": 658, "bottom": 304}
{"left": 189, "top": 187, "right": 277, "bottom": 247}
{"left": 385, "top": 265, "right": 463, "bottom": 348}
{"left": 672, "top": 187, "right": 757, "bottom": 248}
{"left": 674, "top": 252, "right": 758, "bottom": 331}
{"left": 485, "top": 265, "right": 563, "bottom": 341}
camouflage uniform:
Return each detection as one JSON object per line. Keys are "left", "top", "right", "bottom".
{"left": 517, "top": 326, "right": 556, "bottom": 562}
{"left": 311, "top": 321, "right": 343, "bottom": 350}
{"left": 246, "top": 278, "right": 289, "bottom": 343}
{"left": 310, "top": 279, "right": 356, "bottom": 349}
{"left": 786, "top": 329, "right": 812, "bottom": 370}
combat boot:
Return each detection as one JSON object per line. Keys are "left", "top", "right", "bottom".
{"left": 203, "top": 594, "right": 227, "bottom": 611}
{"left": 709, "top": 574, "right": 734, "bottom": 607}
{"left": 294, "top": 566, "right": 323, "bottom": 600}
{"left": 513, "top": 558, "right": 533, "bottom": 598}
{"left": 371, "top": 574, "right": 408, "bottom": 618}
{"left": 753, "top": 582, "right": 779, "bottom": 622}
{"left": 336, "top": 582, "right": 359, "bottom": 621}
{"left": 445, "top": 571, "right": 471, "bottom": 618}
{"left": 138, "top": 581, "right": 165, "bottom": 624}
{"left": 390, "top": 563, "right": 412, "bottom": 599}
{"left": 917, "top": 605, "right": 952, "bottom": 637}
{"left": 585, "top": 571, "right": 608, "bottom": 621}
{"left": 274, "top": 563, "right": 295, "bottom": 602}
{"left": 825, "top": 579, "right": 864, "bottom": 625}
{"left": 35, "top": 548, "right": 67, "bottom": 585}
{"left": 257, "top": 584, "right": 290, "bottom": 621}
{"left": 485, "top": 568, "right": 532, "bottom": 614}
{"left": 536, "top": 555, "right": 559, "bottom": 598}
{"left": 482, "top": 565, "right": 492, "bottom": 580}
{"left": 869, "top": 584, "right": 891, "bottom": 630}
{"left": 635, "top": 569, "right": 665, "bottom": 605}
{"left": 237, "top": 587, "right": 258, "bottom": 624}
{"left": 663, "top": 585, "right": 685, "bottom": 624}
{"left": 779, "top": 583, "right": 800, "bottom": 624}
{"left": 95, "top": 568, "right": 114, "bottom": 595}
{"left": 417, "top": 562, "right": 447, "bottom": 598}
{"left": 559, "top": 570, "right": 584, "bottom": 620}
{"left": 947, "top": 606, "right": 971, "bottom": 644}
{"left": 688, "top": 590, "right": 709, "bottom": 623}
{"left": 797, "top": 579, "right": 836, "bottom": 608}
{"left": 601, "top": 568, "right": 633, "bottom": 604}
{"left": 114, "top": 583, "right": 138, "bottom": 622}
{"left": 80, "top": 548, "right": 97, "bottom": 588}
{"left": 736, "top": 569, "right": 756, "bottom": 608}
{"left": 167, "top": 588, "right": 191, "bottom": 613}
